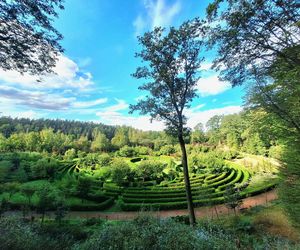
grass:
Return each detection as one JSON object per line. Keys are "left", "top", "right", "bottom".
{"left": 209, "top": 201, "right": 300, "bottom": 243}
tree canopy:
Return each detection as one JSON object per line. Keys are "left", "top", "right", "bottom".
{"left": 206, "top": 0, "right": 300, "bottom": 86}
{"left": 130, "top": 20, "right": 207, "bottom": 226}
{"left": 0, "top": 0, "right": 64, "bottom": 75}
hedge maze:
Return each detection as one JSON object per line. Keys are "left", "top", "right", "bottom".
{"left": 99, "top": 162, "right": 274, "bottom": 211}
{"left": 55, "top": 157, "right": 278, "bottom": 211}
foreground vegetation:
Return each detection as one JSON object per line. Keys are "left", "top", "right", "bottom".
{"left": 1, "top": 204, "right": 299, "bottom": 250}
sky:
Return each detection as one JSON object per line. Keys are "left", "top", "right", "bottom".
{"left": 0, "top": 0, "right": 245, "bottom": 131}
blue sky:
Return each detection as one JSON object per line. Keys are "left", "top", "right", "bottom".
{"left": 0, "top": 0, "right": 244, "bottom": 130}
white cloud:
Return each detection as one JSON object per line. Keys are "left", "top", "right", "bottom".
{"left": 95, "top": 99, "right": 164, "bottom": 131}
{"left": 0, "top": 85, "right": 74, "bottom": 110}
{"left": 133, "top": 0, "right": 181, "bottom": 36}
{"left": 133, "top": 15, "right": 147, "bottom": 37}
{"left": 73, "top": 98, "right": 108, "bottom": 108}
{"left": 97, "top": 112, "right": 165, "bottom": 131}
{"left": 95, "top": 98, "right": 241, "bottom": 131}
{"left": 186, "top": 105, "right": 242, "bottom": 129}
{"left": 197, "top": 75, "right": 231, "bottom": 96}
{"left": 190, "top": 103, "right": 206, "bottom": 111}
{"left": 199, "top": 62, "right": 213, "bottom": 71}
{"left": 105, "top": 99, "right": 129, "bottom": 112}
{"left": 0, "top": 54, "right": 94, "bottom": 90}
{"left": 5, "top": 110, "right": 42, "bottom": 119}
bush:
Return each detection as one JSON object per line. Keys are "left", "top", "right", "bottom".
{"left": 69, "top": 197, "right": 114, "bottom": 211}
{"left": 135, "top": 160, "right": 165, "bottom": 182}
{"left": 0, "top": 217, "right": 74, "bottom": 250}
{"left": 268, "top": 145, "right": 284, "bottom": 159}
{"left": 117, "top": 146, "right": 138, "bottom": 157}
{"left": 159, "top": 145, "right": 176, "bottom": 156}
{"left": 134, "top": 146, "right": 151, "bottom": 155}
{"left": 97, "top": 154, "right": 112, "bottom": 167}
{"left": 78, "top": 216, "right": 203, "bottom": 250}
{"left": 110, "top": 159, "right": 132, "bottom": 186}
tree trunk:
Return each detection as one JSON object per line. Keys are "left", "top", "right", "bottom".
{"left": 178, "top": 134, "right": 196, "bottom": 226}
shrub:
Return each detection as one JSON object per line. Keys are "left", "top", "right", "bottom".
{"left": 78, "top": 216, "right": 202, "bottom": 250}
{"left": 135, "top": 160, "right": 165, "bottom": 182}
{"left": 110, "top": 159, "right": 132, "bottom": 186}
{"left": 68, "top": 197, "right": 114, "bottom": 211}
{"left": 159, "top": 145, "right": 176, "bottom": 156}
{"left": 96, "top": 154, "right": 112, "bottom": 167}
{"left": 0, "top": 217, "right": 74, "bottom": 250}
{"left": 117, "top": 146, "right": 138, "bottom": 157}
{"left": 134, "top": 146, "right": 151, "bottom": 155}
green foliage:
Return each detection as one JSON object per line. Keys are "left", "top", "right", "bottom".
{"left": 135, "top": 160, "right": 165, "bottom": 182}
{"left": 111, "top": 127, "right": 129, "bottom": 149}
{"left": 224, "top": 185, "right": 243, "bottom": 214}
{"left": 0, "top": 0, "right": 64, "bottom": 75}
{"left": 91, "top": 132, "right": 110, "bottom": 152}
{"left": 268, "top": 145, "right": 284, "bottom": 159}
{"left": 79, "top": 216, "right": 204, "bottom": 250}
{"left": 20, "top": 183, "right": 36, "bottom": 205}
{"left": 63, "top": 148, "right": 77, "bottom": 161}
{"left": 76, "top": 177, "right": 93, "bottom": 201}
{"left": 159, "top": 145, "right": 176, "bottom": 156}
{"left": 117, "top": 146, "right": 138, "bottom": 157}
{"left": 110, "top": 159, "right": 132, "bottom": 186}
{"left": 278, "top": 144, "right": 300, "bottom": 228}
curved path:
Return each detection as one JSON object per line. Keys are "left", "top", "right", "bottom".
{"left": 64, "top": 189, "right": 277, "bottom": 220}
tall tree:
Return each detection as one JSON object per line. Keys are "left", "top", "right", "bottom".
{"left": 0, "top": 0, "right": 64, "bottom": 75}
{"left": 91, "top": 132, "right": 110, "bottom": 152}
{"left": 130, "top": 20, "right": 206, "bottom": 226}
{"left": 111, "top": 127, "right": 129, "bottom": 149}
{"left": 206, "top": 0, "right": 300, "bottom": 227}
{"left": 191, "top": 123, "right": 206, "bottom": 144}
{"left": 206, "top": 0, "right": 300, "bottom": 86}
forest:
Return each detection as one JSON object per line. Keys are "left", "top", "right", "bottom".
{"left": 0, "top": 0, "right": 299, "bottom": 249}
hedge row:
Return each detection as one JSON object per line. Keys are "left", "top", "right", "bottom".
{"left": 122, "top": 188, "right": 216, "bottom": 199}
{"left": 69, "top": 197, "right": 114, "bottom": 211}
{"left": 123, "top": 185, "right": 213, "bottom": 195}
{"left": 240, "top": 180, "right": 279, "bottom": 198}
{"left": 204, "top": 171, "right": 228, "bottom": 184}
{"left": 122, "top": 191, "right": 223, "bottom": 204}
{"left": 120, "top": 197, "right": 225, "bottom": 211}
{"left": 203, "top": 173, "right": 217, "bottom": 181}
{"left": 6, "top": 197, "right": 115, "bottom": 211}
{"left": 217, "top": 168, "right": 243, "bottom": 191}
{"left": 205, "top": 169, "right": 236, "bottom": 188}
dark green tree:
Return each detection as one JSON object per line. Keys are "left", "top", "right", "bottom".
{"left": 20, "top": 184, "right": 35, "bottom": 206}
{"left": 191, "top": 123, "right": 206, "bottom": 144}
{"left": 130, "top": 20, "right": 206, "bottom": 226}
{"left": 0, "top": 0, "right": 65, "bottom": 75}
{"left": 76, "top": 177, "right": 93, "bottom": 202}
{"left": 206, "top": 0, "right": 300, "bottom": 86}
{"left": 36, "top": 184, "right": 55, "bottom": 223}
{"left": 224, "top": 185, "right": 242, "bottom": 216}
{"left": 110, "top": 159, "right": 132, "bottom": 187}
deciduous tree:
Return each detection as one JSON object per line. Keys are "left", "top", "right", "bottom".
{"left": 0, "top": 0, "right": 65, "bottom": 75}
{"left": 130, "top": 20, "right": 206, "bottom": 226}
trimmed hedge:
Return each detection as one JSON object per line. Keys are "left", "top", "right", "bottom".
{"left": 204, "top": 171, "right": 228, "bottom": 184}
{"left": 101, "top": 160, "right": 273, "bottom": 211}
{"left": 217, "top": 168, "right": 243, "bottom": 191}
{"left": 205, "top": 169, "right": 236, "bottom": 188}
{"left": 123, "top": 188, "right": 215, "bottom": 199}
{"left": 69, "top": 197, "right": 114, "bottom": 211}
{"left": 120, "top": 197, "right": 225, "bottom": 211}
{"left": 122, "top": 191, "right": 223, "bottom": 204}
